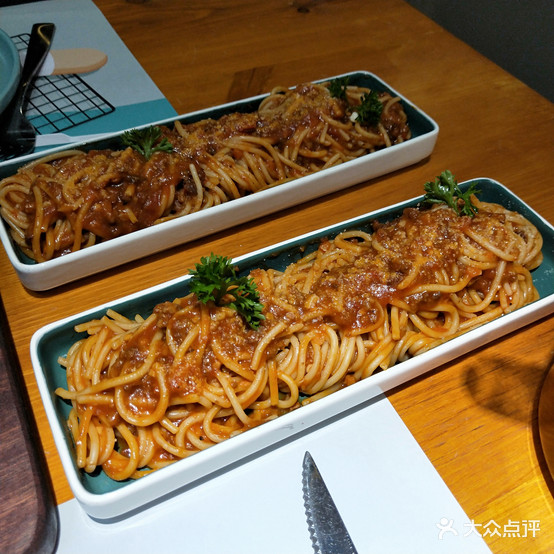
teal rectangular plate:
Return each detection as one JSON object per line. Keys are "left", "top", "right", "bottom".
{"left": 30, "top": 178, "right": 554, "bottom": 519}
{"left": 1, "top": 71, "right": 439, "bottom": 290}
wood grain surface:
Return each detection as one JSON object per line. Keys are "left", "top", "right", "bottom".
{"left": 0, "top": 296, "right": 59, "bottom": 554}
{"left": 1, "top": 1, "right": 553, "bottom": 552}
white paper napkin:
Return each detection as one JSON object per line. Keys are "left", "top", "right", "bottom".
{"left": 56, "top": 395, "right": 491, "bottom": 553}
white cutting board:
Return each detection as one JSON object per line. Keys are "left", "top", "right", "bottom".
{"left": 56, "top": 395, "right": 491, "bottom": 553}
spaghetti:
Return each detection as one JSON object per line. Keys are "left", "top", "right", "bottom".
{"left": 0, "top": 81, "right": 410, "bottom": 262}
{"left": 55, "top": 195, "right": 543, "bottom": 481}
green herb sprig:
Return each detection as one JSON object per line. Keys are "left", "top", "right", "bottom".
{"left": 188, "top": 254, "right": 265, "bottom": 329}
{"left": 121, "top": 126, "right": 173, "bottom": 160}
{"left": 328, "top": 76, "right": 350, "bottom": 101}
{"left": 328, "top": 77, "right": 384, "bottom": 127}
{"left": 353, "top": 90, "right": 383, "bottom": 126}
{"left": 423, "top": 170, "right": 480, "bottom": 217}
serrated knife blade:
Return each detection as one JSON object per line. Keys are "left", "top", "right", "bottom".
{"left": 302, "top": 451, "right": 359, "bottom": 554}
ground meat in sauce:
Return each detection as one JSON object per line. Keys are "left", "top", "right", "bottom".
{"left": 104, "top": 203, "right": 536, "bottom": 416}
{"left": 13, "top": 83, "right": 410, "bottom": 258}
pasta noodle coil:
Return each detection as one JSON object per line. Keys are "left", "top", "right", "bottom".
{"left": 0, "top": 82, "right": 410, "bottom": 262}
{"left": 55, "top": 197, "right": 543, "bottom": 480}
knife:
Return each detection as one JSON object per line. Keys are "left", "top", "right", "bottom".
{"left": 302, "top": 451, "right": 359, "bottom": 554}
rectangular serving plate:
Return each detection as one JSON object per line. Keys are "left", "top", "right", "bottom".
{"left": 31, "top": 178, "right": 554, "bottom": 520}
{"left": 0, "top": 71, "right": 438, "bottom": 291}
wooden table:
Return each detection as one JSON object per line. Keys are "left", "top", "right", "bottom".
{"left": 1, "top": 0, "right": 553, "bottom": 552}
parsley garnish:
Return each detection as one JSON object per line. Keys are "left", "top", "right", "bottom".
{"left": 423, "top": 170, "right": 480, "bottom": 217}
{"left": 327, "top": 79, "right": 385, "bottom": 127}
{"left": 121, "top": 126, "right": 173, "bottom": 160}
{"left": 352, "top": 90, "right": 383, "bottom": 126}
{"left": 328, "top": 76, "right": 350, "bottom": 100}
{"left": 188, "top": 254, "right": 265, "bottom": 329}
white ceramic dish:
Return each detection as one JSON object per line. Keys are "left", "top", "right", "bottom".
{"left": 30, "top": 179, "right": 554, "bottom": 519}
{"left": 0, "top": 71, "right": 439, "bottom": 291}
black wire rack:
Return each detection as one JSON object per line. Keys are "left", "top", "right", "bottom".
{"left": 12, "top": 32, "right": 115, "bottom": 135}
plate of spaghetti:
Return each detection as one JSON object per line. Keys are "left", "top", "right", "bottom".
{"left": 31, "top": 174, "right": 554, "bottom": 519}
{"left": 0, "top": 71, "right": 438, "bottom": 290}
